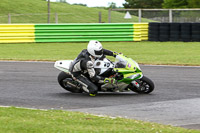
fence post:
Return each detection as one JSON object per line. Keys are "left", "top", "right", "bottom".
{"left": 55, "top": 13, "right": 58, "bottom": 23}
{"left": 108, "top": 9, "right": 111, "bottom": 23}
{"left": 138, "top": 9, "right": 142, "bottom": 22}
{"left": 48, "top": 0, "right": 50, "bottom": 23}
{"left": 8, "top": 13, "right": 11, "bottom": 24}
{"left": 99, "top": 12, "right": 102, "bottom": 23}
{"left": 169, "top": 9, "right": 173, "bottom": 22}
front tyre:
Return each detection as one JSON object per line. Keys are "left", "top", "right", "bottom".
{"left": 57, "top": 71, "right": 82, "bottom": 93}
{"left": 129, "top": 76, "right": 155, "bottom": 94}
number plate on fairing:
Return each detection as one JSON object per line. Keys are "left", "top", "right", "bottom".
{"left": 94, "top": 58, "right": 114, "bottom": 75}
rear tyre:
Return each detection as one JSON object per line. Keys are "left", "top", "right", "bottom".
{"left": 129, "top": 76, "right": 155, "bottom": 94}
{"left": 57, "top": 71, "right": 83, "bottom": 93}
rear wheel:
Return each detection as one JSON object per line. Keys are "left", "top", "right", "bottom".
{"left": 129, "top": 76, "right": 154, "bottom": 94}
{"left": 57, "top": 71, "right": 83, "bottom": 93}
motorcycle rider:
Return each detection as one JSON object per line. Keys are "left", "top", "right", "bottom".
{"left": 69, "top": 40, "right": 118, "bottom": 96}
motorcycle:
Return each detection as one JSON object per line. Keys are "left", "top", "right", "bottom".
{"left": 54, "top": 54, "right": 155, "bottom": 95}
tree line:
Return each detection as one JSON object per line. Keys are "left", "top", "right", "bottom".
{"left": 123, "top": 0, "right": 200, "bottom": 8}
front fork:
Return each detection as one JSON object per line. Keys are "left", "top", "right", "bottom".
{"left": 132, "top": 80, "right": 140, "bottom": 88}
{"left": 131, "top": 74, "right": 143, "bottom": 89}
{"left": 131, "top": 78, "right": 148, "bottom": 92}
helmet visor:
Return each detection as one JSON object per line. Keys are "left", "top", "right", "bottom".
{"left": 94, "top": 49, "right": 103, "bottom": 56}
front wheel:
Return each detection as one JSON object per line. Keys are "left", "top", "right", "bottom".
{"left": 129, "top": 76, "right": 155, "bottom": 94}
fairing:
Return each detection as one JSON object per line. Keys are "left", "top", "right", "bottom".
{"left": 114, "top": 55, "right": 143, "bottom": 83}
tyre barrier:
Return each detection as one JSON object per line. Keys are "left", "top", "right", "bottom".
{"left": 169, "top": 23, "right": 180, "bottom": 41}
{"left": 0, "top": 23, "right": 148, "bottom": 43}
{"left": 191, "top": 23, "right": 200, "bottom": 42}
{"left": 148, "top": 22, "right": 200, "bottom": 42}
{"left": 159, "top": 23, "right": 170, "bottom": 42}
{"left": 148, "top": 22, "right": 159, "bottom": 41}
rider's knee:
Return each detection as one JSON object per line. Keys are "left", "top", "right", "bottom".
{"left": 88, "top": 83, "right": 98, "bottom": 94}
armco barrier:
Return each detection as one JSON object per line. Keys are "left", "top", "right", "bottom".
{"left": 0, "top": 24, "right": 35, "bottom": 43}
{"left": 0, "top": 23, "right": 148, "bottom": 43}
{"left": 148, "top": 22, "right": 200, "bottom": 42}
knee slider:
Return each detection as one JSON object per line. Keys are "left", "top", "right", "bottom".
{"left": 88, "top": 82, "right": 98, "bottom": 94}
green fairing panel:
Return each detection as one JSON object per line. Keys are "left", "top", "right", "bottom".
{"left": 114, "top": 55, "right": 142, "bottom": 84}
{"left": 114, "top": 68, "right": 142, "bottom": 84}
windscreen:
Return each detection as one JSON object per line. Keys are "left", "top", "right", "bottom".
{"left": 114, "top": 55, "right": 127, "bottom": 68}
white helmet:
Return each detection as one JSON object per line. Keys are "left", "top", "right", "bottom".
{"left": 87, "top": 40, "right": 103, "bottom": 58}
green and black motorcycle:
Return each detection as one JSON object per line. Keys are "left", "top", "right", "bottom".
{"left": 54, "top": 54, "right": 155, "bottom": 94}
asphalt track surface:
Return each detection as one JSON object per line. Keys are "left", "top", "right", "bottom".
{"left": 0, "top": 61, "right": 200, "bottom": 130}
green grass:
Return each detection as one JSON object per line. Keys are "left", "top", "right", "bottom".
{"left": 0, "top": 42, "right": 200, "bottom": 66}
{"left": 0, "top": 107, "right": 199, "bottom": 133}
{"left": 0, "top": 0, "right": 152, "bottom": 23}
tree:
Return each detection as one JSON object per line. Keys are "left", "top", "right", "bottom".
{"left": 73, "top": 3, "right": 87, "bottom": 7}
{"left": 108, "top": 2, "right": 117, "bottom": 9}
{"left": 188, "top": 0, "right": 200, "bottom": 8}
{"left": 123, "top": 0, "right": 164, "bottom": 8}
{"left": 162, "top": 0, "right": 188, "bottom": 8}
{"left": 57, "top": 0, "right": 67, "bottom": 3}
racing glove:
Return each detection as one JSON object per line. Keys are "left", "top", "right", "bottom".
{"left": 104, "top": 78, "right": 116, "bottom": 84}
{"left": 113, "top": 52, "right": 122, "bottom": 57}
{"left": 113, "top": 52, "right": 118, "bottom": 57}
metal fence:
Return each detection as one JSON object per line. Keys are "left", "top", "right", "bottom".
{"left": 1, "top": 9, "right": 200, "bottom": 24}
{"left": 0, "top": 12, "right": 106, "bottom": 24}
{"left": 0, "top": 13, "right": 79, "bottom": 24}
{"left": 109, "top": 9, "right": 200, "bottom": 23}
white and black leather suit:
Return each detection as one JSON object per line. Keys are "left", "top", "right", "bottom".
{"left": 69, "top": 49, "right": 115, "bottom": 95}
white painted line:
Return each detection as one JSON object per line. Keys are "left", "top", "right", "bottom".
{"left": 0, "top": 105, "right": 118, "bottom": 119}
{"left": 0, "top": 105, "right": 48, "bottom": 111}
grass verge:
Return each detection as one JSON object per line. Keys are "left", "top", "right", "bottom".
{"left": 0, "top": 41, "right": 200, "bottom": 66}
{"left": 0, "top": 107, "right": 199, "bottom": 133}
{"left": 0, "top": 0, "right": 152, "bottom": 23}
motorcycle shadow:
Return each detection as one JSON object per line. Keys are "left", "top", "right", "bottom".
{"left": 51, "top": 91, "right": 152, "bottom": 98}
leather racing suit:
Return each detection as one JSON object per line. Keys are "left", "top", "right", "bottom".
{"left": 69, "top": 49, "right": 115, "bottom": 95}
